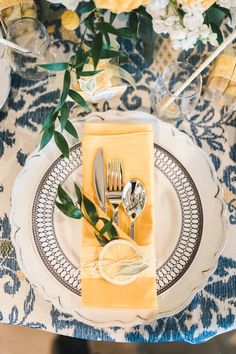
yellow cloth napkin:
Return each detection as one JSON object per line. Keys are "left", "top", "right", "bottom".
{"left": 207, "top": 54, "right": 236, "bottom": 97}
{"left": 0, "top": 0, "right": 33, "bottom": 11}
{"left": 81, "top": 122, "right": 157, "bottom": 309}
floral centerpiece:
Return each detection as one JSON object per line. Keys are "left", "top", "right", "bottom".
{"left": 18, "top": 0, "right": 234, "bottom": 155}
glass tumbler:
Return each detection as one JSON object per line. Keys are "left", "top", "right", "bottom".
{"left": 6, "top": 17, "right": 58, "bottom": 80}
{"left": 150, "top": 62, "right": 202, "bottom": 122}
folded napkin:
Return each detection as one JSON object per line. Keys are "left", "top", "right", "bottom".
{"left": 81, "top": 121, "right": 157, "bottom": 309}
{"left": 0, "top": 0, "right": 34, "bottom": 12}
{"left": 207, "top": 53, "right": 236, "bottom": 98}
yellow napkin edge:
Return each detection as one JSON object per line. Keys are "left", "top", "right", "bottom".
{"left": 83, "top": 122, "right": 153, "bottom": 135}
{"left": 0, "top": 0, "right": 33, "bottom": 11}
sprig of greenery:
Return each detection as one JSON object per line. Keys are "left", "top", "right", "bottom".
{"left": 56, "top": 183, "right": 118, "bottom": 246}
{"left": 39, "top": 2, "right": 154, "bottom": 157}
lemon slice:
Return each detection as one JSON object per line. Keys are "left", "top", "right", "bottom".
{"left": 99, "top": 239, "right": 142, "bottom": 285}
{"left": 61, "top": 10, "right": 80, "bottom": 31}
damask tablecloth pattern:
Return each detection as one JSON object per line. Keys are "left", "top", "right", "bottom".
{"left": 0, "top": 36, "right": 235, "bottom": 343}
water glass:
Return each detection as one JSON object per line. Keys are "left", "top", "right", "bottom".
{"left": 150, "top": 62, "right": 202, "bottom": 122}
{"left": 6, "top": 17, "right": 59, "bottom": 80}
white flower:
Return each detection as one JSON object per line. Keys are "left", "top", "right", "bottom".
{"left": 46, "top": 0, "right": 87, "bottom": 11}
{"left": 171, "top": 29, "right": 198, "bottom": 50}
{"left": 183, "top": 11, "right": 204, "bottom": 31}
{"left": 199, "top": 24, "right": 218, "bottom": 46}
{"left": 152, "top": 16, "right": 178, "bottom": 33}
{"left": 146, "top": 0, "right": 169, "bottom": 18}
{"left": 152, "top": 19, "right": 169, "bottom": 33}
{"left": 171, "top": 28, "right": 188, "bottom": 41}
{"left": 148, "top": 0, "right": 219, "bottom": 50}
{"left": 216, "top": 0, "right": 232, "bottom": 8}
{"left": 229, "top": 8, "right": 236, "bottom": 27}
{"left": 208, "top": 32, "right": 218, "bottom": 46}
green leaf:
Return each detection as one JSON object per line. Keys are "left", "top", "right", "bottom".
{"left": 206, "top": 6, "right": 226, "bottom": 26}
{"left": 100, "top": 49, "right": 126, "bottom": 59}
{"left": 59, "top": 102, "right": 70, "bottom": 131}
{"left": 91, "top": 32, "right": 103, "bottom": 69}
{"left": 60, "top": 70, "right": 71, "bottom": 106}
{"left": 104, "top": 32, "right": 110, "bottom": 47}
{"left": 109, "top": 12, "right": 116, "bottom": 24}
{"left": 38, "top": 62, "right": 69, "bottom": 71}
{"left": 117, "top": 263, "right": 149, "bottom": 276}
{"left": 56, "top": 202, "right": 83, "bottom": 219}
{"left": 83, "top": 39, "right": 93, "bottom": 48}
{"left": 99, "top": 218, "right": 113, "bottom": 236}
{"left": 58, "top": 184, "right": 73, "bottom": 204}
{"left": 129, "top": 13, "right": 138, "bottom": 36}
{"left": 83, "top": 195, "right": 99, "bottom": 225}
{"left": 138, "top": 13, "right": 156, "bottom": 63}
{"left": 100, "top": 217, "right": 118, "bottom": 240}
{"left": 74, "top": 183, "right": 82, "bottom": 206}
{"left": 54, "top": 131, "right": 70, "bottom": 157}
{"left": 83, "top": 11, "right": 95, "bottom": 32}
{"left": 43, "top": 110, "right": 57, "bottom": 130}
{"left": 95, "top": 233, "right": 109, "bottom": 246}
{"left": 210, "top": 22, "right": 223, "bottom": 44}
{"left": 78, "top": 1, "right": 95, "bottom": 14}
{"left": 135, "top": 6, "right": 152, "bottom": 18}
{"left": 40, "top": 126, "right": 54, "bottom": 150}
{"left": 74, "top": 58, "right": 90, "bottom": 70}
{"left": 96, "top": 22, "right": 136, "bottom": 40}
{"left": 68, "top": 89, "right": 90, "bottom": 111}
{"left": 64, "top": 120, "right": 79, "bottom": 139}
{"left": 78, "top": 70, "right": 102, "bottom": 77}
{"left": 216, "top": 6, "right": 232, "bottom": 21}
{"left": 75, "top": 47, "right": 88, "bottom": 66}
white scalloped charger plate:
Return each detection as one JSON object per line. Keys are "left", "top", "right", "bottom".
{"left": 10, "top": 110, "right": 227, "bottom": 328}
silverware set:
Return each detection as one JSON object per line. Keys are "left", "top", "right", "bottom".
{"left": 94, "top": 148, "right": 146, "bottom": 239}
{"left": 107, "top": 159, "right": 124, "bottom": 224}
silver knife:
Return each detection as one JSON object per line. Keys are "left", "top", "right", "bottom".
{"left": 94, "top": 148, "right": 106, "bottom": 212}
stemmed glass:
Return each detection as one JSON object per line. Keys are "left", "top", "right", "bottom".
{"left": 6, "top": 17, "right": 62, "bottom": 81}
{"left": 150, "top": 62, "right": 202, "bottom": 122}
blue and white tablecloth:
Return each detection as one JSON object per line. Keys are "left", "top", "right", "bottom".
{"left": 0, "top": 36, "right": 235, "bottom": 343}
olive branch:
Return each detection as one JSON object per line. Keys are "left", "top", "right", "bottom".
{"left": 39, "top": 1, "right": 156, "bottom": 157}
{"left": 56, "top": 183, "right": 118, "bottom": 246}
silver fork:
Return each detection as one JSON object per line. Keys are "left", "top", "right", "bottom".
{"left": 107, "top": 159, "right": 124, "bottom": 224}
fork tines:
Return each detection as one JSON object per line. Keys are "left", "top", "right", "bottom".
{"left": 107, "top": 159, "right": 123, "bottom": 193}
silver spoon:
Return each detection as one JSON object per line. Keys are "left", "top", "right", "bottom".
{"left": 122, "top": 179, "right": 146, "bottom": 240}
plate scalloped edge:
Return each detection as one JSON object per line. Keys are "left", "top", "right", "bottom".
{"left": 10, "top": 110, "right": 228, "bottom": 328}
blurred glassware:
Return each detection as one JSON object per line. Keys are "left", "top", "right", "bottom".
{"left": 0, "top": 0, "right": 37, "bottom": 28}
{"left": 0, "top": 31, "right": 11, "bottom": 109}
{"left": 150, "top": 62, "right": 202, "bottom": 123}
{"left": 6, "top": 17, "right": 61, "bottom": 80}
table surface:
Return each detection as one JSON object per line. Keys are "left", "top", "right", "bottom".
{"left": 0, "top": 35, "right": 235, "bottom": 343}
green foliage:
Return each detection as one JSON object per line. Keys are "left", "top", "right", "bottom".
{"left": 56, "top": 183, "right": 118, "bottom": 246}
{"left": 39, "top": 62, "right": 69, "bottom": 71}
{"left": 40, "top": 126, "right": 54, "bottom": 150}
{"left": 54, "top": 131, "right": 70, "bottom": 157}
{"left": 40, "top": 4, "right": 157, "bottom": 157}
{"left": 64, "top": 120, "right": 79, "bottom": 139}
{"left": 137, "top": 10, "right": 157, "bottom": 64}
{"left": 91, "top": 32, "right": 103, "bottom": 68}
{"left": 205, "top": 4, "right": 232, "bottom": 43}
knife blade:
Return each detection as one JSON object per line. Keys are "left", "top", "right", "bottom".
{"left": 94, "top": 148, "right": 106, "bottom": 212}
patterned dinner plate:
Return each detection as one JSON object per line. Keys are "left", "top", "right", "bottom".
{"left": 11, "top": 110, "right": 227, "bottom": 328}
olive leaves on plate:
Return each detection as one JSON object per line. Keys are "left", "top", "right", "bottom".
{"left": 56, "top": 183, "right": 118, "bottom": 246}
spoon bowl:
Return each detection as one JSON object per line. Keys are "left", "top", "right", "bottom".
{"left": 122, "top": 179, "right": 146, "bottom": 240}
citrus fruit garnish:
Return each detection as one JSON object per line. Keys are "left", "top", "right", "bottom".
{"left": 61, "top": 10, "right": 80, "bottom": 31}
{"left": 99, "top": 239, "right": 143, "bottom": 285}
